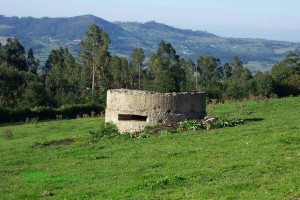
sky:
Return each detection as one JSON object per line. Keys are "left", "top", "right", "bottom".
{"left": 1, "top": 0, "right": 300, "bottom": 42}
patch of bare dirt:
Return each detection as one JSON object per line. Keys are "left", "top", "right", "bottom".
{"left": 149, "top": 122, "right": 179, "bottom": 135}
{"left": 32, "top": 139, "right": 74, "bottom": 148}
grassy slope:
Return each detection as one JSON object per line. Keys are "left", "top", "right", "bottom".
{"left": 0, "top": 97, "right": 299, "bottom": 199}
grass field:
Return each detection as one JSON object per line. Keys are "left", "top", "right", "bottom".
{"left": 0, "top": 97, "right": 299, "bottom": 199}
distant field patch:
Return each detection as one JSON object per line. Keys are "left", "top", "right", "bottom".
{"left": 0, "top": 24, "right": 14, "bottom": 30}
{"left": 274, "top": 47, "right": 295, "bottom": 54}
{"left": 244, "top": 61, "right": 272, "bottom": 72}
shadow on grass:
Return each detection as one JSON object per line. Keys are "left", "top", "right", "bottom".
{"left": 0, "top": 118, "right": 77, "bottom": 128}
{"left": 243, "top": 118, "right": 264, "bottom": 123}
{"left": 0, "top": 122, "right": 25, "bottom": 128}
{"left": 32, "top": 139, "right": 74, "bottom": 148}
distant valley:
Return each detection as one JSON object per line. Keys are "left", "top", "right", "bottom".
{"left": 1, "top": 14, "right": 300, "bottom": 72}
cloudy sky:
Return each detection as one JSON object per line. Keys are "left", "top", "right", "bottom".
{"left": 1, "top": 0, "right": 300, "bottom": 42}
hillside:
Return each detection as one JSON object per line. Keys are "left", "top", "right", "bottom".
{"left": 1, "top": 15, "right": 300, "bottom": 71}
{"left": 0, "top": 97, "right": 299, "bottom": 199}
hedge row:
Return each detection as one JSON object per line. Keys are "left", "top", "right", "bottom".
{"left": 0, "top": 104, "right": 104, "bottom": 123}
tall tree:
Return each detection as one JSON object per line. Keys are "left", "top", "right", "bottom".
{"left": 196, "top": 56, "right": 223, "bottom": 98}
{"left": 0, "top": 39, "right": 46, "bottom": 108}
{"left": 197, "top": 56, "right": 222, "bottom": 82}
{"left": 27, "top": 48, "right": 39, "bottom": 74}
{"left": 180, "top": 58, "right": 195, "bottom": 91}
{"left": 223, "top": 63, "right": 232, "bottom": 78}
{"left": 4, "top": 38, "right": 27, "bottom": 71}
{"left": 254, "top": 71, "right": 274, "bottom": 97}
{"left": 109, "top": 56, "right": 132, "bottom": 89}
{"left": 119, "top": 57, "right": 130, "bottom": 89}
{"left": 224, "top": 56, "right": 255, "bottom": 99}
{"left": 45, "top": 48, "right": 81, "bottom": 106}
{"left": 0, "top": 42, "right": 5, "bottom": 65}
{"left": 108, "top": 56, "right": 122, "bottom": 88}
{"left": 231, "top": 56, "right": 243, "bottom": 73}
{"left": 20, "top": 80, "right": 48, "bottom": 108}
{"left": 79, "top": 24, "right": 110, "bottom": 98}
{"left": 44, "top": 47, "right": 65, "bottom": 74}
{"left": 145, "top": 40, "right": 185, "bottom": 92}
{"left": 271, "top": 51, "right": 300, "bottom": 96}
{"left": 0, "top": 64, "right": 35, "bottom": 108}
{"left": 130, "top": 48, "right": 145, "bottom": 90}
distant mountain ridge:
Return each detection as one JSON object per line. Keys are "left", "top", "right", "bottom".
{"left": 1, "top": 14, "right": 300, "bottom": 71}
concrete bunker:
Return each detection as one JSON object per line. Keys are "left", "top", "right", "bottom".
{"left": 105, "top": 89, "right": 206, "bottom": 132}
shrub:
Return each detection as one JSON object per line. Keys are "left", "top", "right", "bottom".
{"left": 171, "top": 118, "right": 244, "bottom": 133}
{"left": 177, "top": 120, "right": 203, "bottom": 132}
{"left": 160, "top": 130, "right": 173, "bottom": 136}
{"left": 2, "top": 129, "right": 13, "bottom": 139}
{"left": 89, "top": 122, "right": 119, "bottom": 141}
{"left": 121, "top": 131, "right": 151, "bottom": 139}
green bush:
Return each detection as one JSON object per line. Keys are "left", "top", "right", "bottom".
{"left": 171, "top": 118, "right": 244, "bottom": 133}
{"left": 89, "top": 122, "right": 119, "bottom": 142}
{"left": 177, "top": 120, "right": 203, "bottom": 132}
{"left": 121, "top": 131, "right": 151, "bottom": 139}
{"left": 203, "top": 118, "right": 244, "bottom": 129}
{"left": 2, "top": 129, "right": 13, "bottom": 139}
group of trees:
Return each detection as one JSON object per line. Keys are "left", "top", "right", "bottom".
{"left": 0, "top": 24, "right": 299, "bottom": 110}
{"left": 190, "top": 53, "right": 299, "bottom": 99}
{"left": 0, "top": 24, "right": 145, "bottom": 109}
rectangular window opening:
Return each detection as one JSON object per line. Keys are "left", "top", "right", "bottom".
{"left": 118, "top": 114, "right": 147, "bottom": 121}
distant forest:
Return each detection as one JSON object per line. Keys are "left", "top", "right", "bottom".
{"left": 0, "top": 24, "right": 299, "bottom": 115}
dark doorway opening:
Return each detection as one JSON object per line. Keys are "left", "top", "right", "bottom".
{"left": 118, "top": 114, "right": 147, "bottom": 121}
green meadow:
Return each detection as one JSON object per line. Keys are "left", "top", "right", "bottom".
{"left": 0, "top": 97, "right": 299, "bottom": 199}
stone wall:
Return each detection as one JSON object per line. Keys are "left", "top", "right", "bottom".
{"left": 105, "top": 89, "right": 206, "bottom": 132}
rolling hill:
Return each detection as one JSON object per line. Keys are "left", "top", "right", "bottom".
{"left": 1, "top": 14, "right": 300, "bottom": 72}
{"left": 0, "top": 97, "right": 299, "bottom": 199}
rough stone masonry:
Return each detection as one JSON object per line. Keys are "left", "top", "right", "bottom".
{"left": 105, "top": 89, "right": 206, "bottom": 132}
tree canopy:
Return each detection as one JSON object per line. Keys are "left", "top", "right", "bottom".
{"left": 0, "top": 24, "right": 299, "bottom": 112}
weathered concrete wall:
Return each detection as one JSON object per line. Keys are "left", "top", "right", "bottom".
{"left": 105, "top": 89, "right": 206, "bottom": 132}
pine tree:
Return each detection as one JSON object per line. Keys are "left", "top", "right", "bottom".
{"left": 27, "top": 48, "right": 39, "bottom": 74}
